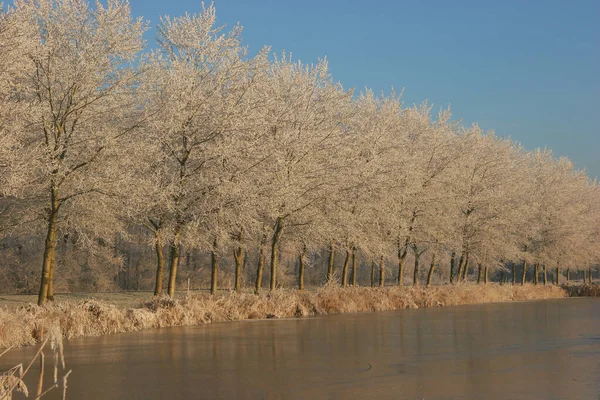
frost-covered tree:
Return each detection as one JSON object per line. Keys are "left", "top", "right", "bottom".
{"left": 2, "top": 0, "right": 146, "bottom": 304}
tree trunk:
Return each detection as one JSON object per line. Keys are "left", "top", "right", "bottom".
{"left": 455, "top": 252, "right": 465, "bottom": 283}
{"left": 47, "top": 260, "right": 55, "bottom": 302}
{"left": 583, "top": 269, "right": 587, "bottom": 284}
{"left": 298, "top": 245, "right": 306, "bottom": 291}
{"left": 461, "top": 253, "right": 470, "bottom": 281}
{"left": 566, "top": 268, "right": 570, "bottom": 283}
{"left": 351, "top": 251, "right": 357, "bottom": 287}
{"left": 397, "top": 241, "right": 408, "bottom": 285}
{"left": 153, "top": 236, "right": 165, "bottom": 296}
{"left": 342, "top": 249, "right": 351, "bottom": 287}
{"left": 167, "top": 233, "right": 181, "bottom": 298}
{"left": 555, "top": 267, "right": 560, "bottom": 285}
{"left": 543, "top": 265, "right": 547, "bottom": 285}
{"left": 534, "top": 263, "right": 539, "bottom": 285}
{"left": 521, "top": 260, "right": 527, "bottom": 285}
{"left": 370, "top": 262, "right": 375, "bottom": 287}
{"left": 477, "top": 263, "right": 483, "bottom": 284}
{"left": 500, "top": 271, "right": 505, "bottom": 285}
{"left": 234, "top": 245, "right": 245, "bottom": 293}
{"left": 379, "top": 255, "right": 385, "bottom": 287}
{"left": 270, "top": 217, "right": 283, "bottom": 291}
{"left": 484, "top": 266, "right": 488, "bottom": 284}
{"left": 413, "top": 252, "right": 421, "bottom": 286}
{"left": 426, "top": 251, "right": 437, "bottom": 287}
{"left": 327, "top": 240, "right": 335, "bottom": 283}
{"left": 512, "top": 263, "right": 517, "bottom": 285}
{"left": 255, "top": 241, "right": 265, "bottom": 295}
{"left": 449, "top": 251, "right": 456, "bottom": 284}
{"left": 589, "top": 268, "right": 593, "bottom": 283}
{"left": 210, "top": 238, "right": 218, "bottom": 295}
{"left": 38, "top": 185, "right": 59, "bottom": 306}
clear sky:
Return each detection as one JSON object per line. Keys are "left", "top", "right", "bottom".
{"left": 129, "top": 0, "right": 600, "bottom": 179}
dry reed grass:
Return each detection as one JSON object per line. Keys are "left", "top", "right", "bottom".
{"left": 0, "top": 283, "right": 567, "bottom": 349}
{"left": 562, "top": 283, "right": 600, "bottom": 297}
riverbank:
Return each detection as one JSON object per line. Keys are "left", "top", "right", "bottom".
{"left": 0, "top": 284, "right": 567, "bottom": 348}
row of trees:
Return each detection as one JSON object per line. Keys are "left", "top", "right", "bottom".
{"left": 1, "top": 1, "right": 599, "bottom": 305}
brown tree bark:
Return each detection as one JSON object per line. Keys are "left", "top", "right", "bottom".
{"left": 327, "top": 240, "right": 335, "bottom": 283}
{"left": 534, "top": 263, "right": 539, "bottom": 285}
{"left": 167, "top": 232, "right": 181, "bottom": 298}
{"left": 521, "top": 260, "right": 527, "bottom": 285}
{"left": 512, "top": 263, "right": 517, "bottom": 285}
{"left": 234, "top": 245, "right": 245, "bottom": 293}
{"left": 351, "top": 251, "right": 357, "bottom": 287}
{"left": 370, "top": 261, "right": 375, "bottom": 287}
{"left": 379, "top": 255, "right": 385, "bottom": 287}
{"left": 211, "top": 238, "right": 219, "bottom": 295}
{"left": 543, "top": 265, "right": 547, "bottom": 285}
{"left": 38, "top": 184, "right": 59, "bottom": 306}
{"left": 342, "top": 249, "right": 351, "bottom": 287}
{"left": 426, "top": 251, "right": 438, "bottom": 287}
{"left": 255, "top": 241, "right": 265, "bottom": 295}
{"left": 484, "top": 266, "right": 488, "bottom": 284}
{"left": 477, "top": 263, "right": 483, "bottom": 284}
{"left": 460, "top": 253, "right": 470, "bottom": 282}
{"left": 154, "top": 236, "right": 165, "bottom": 296}
{"left": 449, "top": 251, "right": 456, "bottom": 284}
{"left": 413, "top": 251, "right": 422, "bottom": 286}
{"left": 397, "top": 240, "right": 408, "bottom": 285}
{"left": 297, "top": 245, "right": 306, "bottom": 291}
{"left": 270, "top": 217, "right": 283, "bottom": 291}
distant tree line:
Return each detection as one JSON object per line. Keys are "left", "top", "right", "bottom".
{"left": 1, "top": 1, "right": 599, "bottom": 305}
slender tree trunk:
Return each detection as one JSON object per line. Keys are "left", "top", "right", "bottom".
{"left": 449, "top": 251, "right": 456, "bottom": 284}
{"left": 583, "top": 269, "right": 587, "bottom": 284}
{"left": 38, "top": 185, "right": 59, "bottom": 306}
{"left": 521, "top": 260, "right": 527, "bottom": 285}
{"left": 484, "top": 266, "right": 488, "bottom": 284}
{"left": 461, "top": 253, "right": 470, "bottom": 281}
{"left": 426, "top": 251, "right": 438, "bottom": 287}
{"left": 397, "top": 240, "right": 408, "bottom": 285}
{"left": 342, "top": 249, "right": 351, "bottom": 287}
{"left": 255, "top": 241, "right": 265, "bottom": 295}
{"left": 270, "top": 217, "right": 283, "bottom": 291}
{"left": 455, "top": 252, "right": 465, "bottom": 283}
{"left": 500, "top": 271, "right": 505, "bottom": 285}
{"left": 589, "top": 268, "right": 593, "bottom": 283}
{"left": 167, "top": 232, "right": 181, "bottom": 298}
{"left": 512, "top": 263, "right": 517, "bottom": 285}
{"left": 477, "top": 263, "right": 483, "bottom": 284}
{"left": 234, "top": 245, "right": 245, "bottom": 293}
{"left": 298, "top": 245, "right": 306, "bottom": 291}
{"left": 555, "top": 267, "right": 560, "bottom": 285}
{"left": 370, "top": 262, "right": 375, "bottom": 287}
{"left": 153, "top": 236, "right": 165, "bottom": 296}
{"left": 379, "top": 255, "right": 385, "bottom": 287}
{"left": 534, "top": 263, "right": 539, "bottom": 285}
{"left": 566, "top": 268, "right": 570, "bottom": 283}
{"left": 413, "top": 252, "right": 421, "bottom": 286}
{"left": 47, "top": 260, "right": 55, "bottom": 302}
{"left": 210, "top": 238, "right": 218, "bottom": 295}
{"left": 327, "top": 240, "right": 335, "bottom": 283}
{"left": 351, "top": 251, "right": 357, "bottom": 287}
{"left": 543, "top": 265, "right": 547, "bottom": 285}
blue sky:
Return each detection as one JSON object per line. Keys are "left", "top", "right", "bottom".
{"left": 129, "top": 0, "right": 599, "bottom": 179}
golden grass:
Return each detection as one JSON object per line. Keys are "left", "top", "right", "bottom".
{"left": 0, "top": 283, "right": 567, "bottom": 349}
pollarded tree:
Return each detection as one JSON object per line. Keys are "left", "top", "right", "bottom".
{"left": 3, "top": 0, "right": 147, "bottom": 305}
